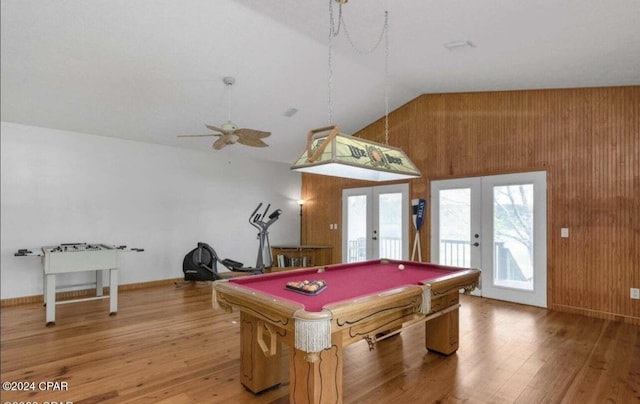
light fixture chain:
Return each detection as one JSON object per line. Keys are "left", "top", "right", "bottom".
{"left": 339, "top": 9, "right": 388, "bottom": 55}
{"left": 384, "top": 10, "right": 389, "bottom": 146}
{"left": 328, "top": 1, "right": 390, "bottom": 137}
{"left": 328, "top": 0, "right": 335, "bottom": 124}
{"left": 228, "top": 80, "right": 233, "bottom": 122}
{"left": 332, "top": 1, "right": 342, "bottom": 36}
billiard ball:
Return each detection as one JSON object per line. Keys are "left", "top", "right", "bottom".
{"left": 398, "top": 264, "right": 405, "bottom": 270}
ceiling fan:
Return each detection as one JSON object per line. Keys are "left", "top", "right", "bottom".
{"left": 178, "top": 76, "right": 271, "bottom": 150}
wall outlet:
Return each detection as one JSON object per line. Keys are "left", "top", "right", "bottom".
{"left": 631, "top": 288, "right": 640, "bottom": 300}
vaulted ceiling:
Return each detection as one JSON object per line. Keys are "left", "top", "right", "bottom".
{"left": 2, "top": 0, "right": 639, "bottom": 164}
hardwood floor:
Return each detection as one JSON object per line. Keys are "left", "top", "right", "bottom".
{"left": 1, "top": 283, "right": 638, "bottom": 403}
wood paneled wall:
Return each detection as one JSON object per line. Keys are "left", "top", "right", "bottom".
{"left": 300, "top": 86, "right": 640, "bottom": 324}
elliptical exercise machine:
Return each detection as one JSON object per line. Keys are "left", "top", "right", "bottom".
{"left": 181, "top": 203, "right": 282, "bottom": 282}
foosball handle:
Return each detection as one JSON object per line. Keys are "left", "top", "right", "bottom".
{"left": 14, "top": 249, "right": 32, "bottom": 256}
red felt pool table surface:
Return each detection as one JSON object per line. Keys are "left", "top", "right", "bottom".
{"left": 229, "top": 259, "right": 470, "bottom": 312}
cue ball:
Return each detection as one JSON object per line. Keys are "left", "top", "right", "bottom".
{"left": 398, "top": 264, "right": 405, "bottom": 270}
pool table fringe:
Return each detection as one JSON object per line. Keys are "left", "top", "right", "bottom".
{"left": 420, "top": 286, "right": 432, "bottom": 314}
{"left": 294, "top": 316, "right": 331, "bottom": 354}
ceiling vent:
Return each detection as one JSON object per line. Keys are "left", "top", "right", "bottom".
{"left": 283, "top": 107, "right": 299, "bottom": 117}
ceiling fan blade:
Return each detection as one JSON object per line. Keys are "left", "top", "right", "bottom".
{"left": 212, "top": 138, "right": 228, "bottom": 150}
{"left": 177, "top": 134, "right": 221, "bottom": 138}
{"left": 234, "top": 128, "right": 271, "bottom": 138}
{"left": 237, "top": 136, "right": 269, "bottom": 148}
{"left": 205, "top": 124, "right": 225, "bottom": 134}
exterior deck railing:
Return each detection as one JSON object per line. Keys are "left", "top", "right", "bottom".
{"left": 348, "top": 237, "right": 526, "bottom": 283}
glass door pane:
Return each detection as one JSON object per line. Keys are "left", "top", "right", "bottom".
{"left": 431, "top": 178, "right": 481, "bottom": 298}
{"left": 346, "top": 194, "right": 368, "bottom": 262}
{"left": 438, "top": 188, "right": 471, "bottom": 267}
{"left": 492, "top": 184, "right": 534, "bottom": 290}
{"left": 480, "top": 171, "right": 547, "bottom": 307}
{"left": 378, "top": 192, "right": 403, "bottom": 259}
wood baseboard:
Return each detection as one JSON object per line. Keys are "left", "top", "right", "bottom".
{"left": 552, "top": 303, "right": 640, "bottom": 325}
{"left": 0, "top": 278, "right": 185, "bottom": 308}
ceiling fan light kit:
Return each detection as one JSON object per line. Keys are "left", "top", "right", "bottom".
{"left": 291, "top": 0, "right": 421, "bottom": 182}
{"left": 177, "top": 76, "right": 271, "bottom": 150}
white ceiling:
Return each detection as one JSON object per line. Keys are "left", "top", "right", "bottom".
{"left": 2, "top": 0, "right": 639, "bottom": 164}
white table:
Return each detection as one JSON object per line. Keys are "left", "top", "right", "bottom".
{"left": 16, "top": 243, "right": 141, "bottom": 325}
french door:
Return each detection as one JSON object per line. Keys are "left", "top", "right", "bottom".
{"left": 430, "top": 171, "right": 547, "bottom": 307}
{"left": 342, "top": 184, "right": 409, "bottom": 262}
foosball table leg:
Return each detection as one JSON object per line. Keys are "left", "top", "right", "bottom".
{"left": 45, "top": 273, "right": 56, "bottom": 326}
{"left": 109, "top": 268, "right": 118, "bottom": 315}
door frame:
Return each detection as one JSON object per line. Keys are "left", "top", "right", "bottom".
{"left": 481, "top": 171, "right": 547, "bottom": 307}
{"left": 430, "top": 171, "right": 547, "bottom": 307}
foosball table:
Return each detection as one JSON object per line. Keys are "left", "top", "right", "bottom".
{"left": 15, "top": 243, "right": 143, "bottom": 325}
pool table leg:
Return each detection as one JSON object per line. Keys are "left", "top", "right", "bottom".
{"left": 425, "top": 306, "right": 459, "bottom": 355}
{"left": 239, "top": 312, "right": 284, "bottom": 393}
{"left": 290, "top": 334, "right": 343, "bottom": 404}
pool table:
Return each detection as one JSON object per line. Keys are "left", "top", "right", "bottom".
{"left": 213, "top": 259, "right": 480, "bottom": 404}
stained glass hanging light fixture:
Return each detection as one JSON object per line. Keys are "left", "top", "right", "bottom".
{"left": 291, "top": 0, "right": 421, "bottom": 182}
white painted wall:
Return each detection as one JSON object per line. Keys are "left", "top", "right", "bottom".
{"left": 0, "top": 122, "right": 301, "bottom": 299}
